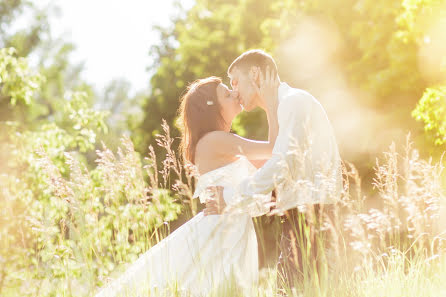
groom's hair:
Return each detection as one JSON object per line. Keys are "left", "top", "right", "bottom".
{"left": 228, "top": 49, "right": 278, "bottom": 77}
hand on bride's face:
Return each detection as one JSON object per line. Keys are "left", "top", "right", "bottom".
{"left": 249, "top": 66, "right": 279, "bottom": 110}
{"left": 229, "top": 67, "right": 278, "bottom": 112}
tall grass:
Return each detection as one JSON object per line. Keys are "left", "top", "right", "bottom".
{"left": 2, "top": 121, "right": 445, "bottom": 296}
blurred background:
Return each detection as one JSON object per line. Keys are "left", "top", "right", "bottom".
{"left": 1, "top": 0, "right": 445, "bottom": 295}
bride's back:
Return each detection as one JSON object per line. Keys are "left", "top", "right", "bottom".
{"left": 194, "top": 132, "right": 239, "bottom": 175}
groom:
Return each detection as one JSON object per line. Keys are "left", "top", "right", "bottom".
{"left": 204, "top": 49, "right": 342, "bottom": 288}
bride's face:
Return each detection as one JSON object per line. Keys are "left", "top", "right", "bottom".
{"left": 216, "top": 83, "right": 242, "bottom": 123}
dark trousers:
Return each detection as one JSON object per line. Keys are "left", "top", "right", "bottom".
{"left": 276, "top": 204, "right": 334, "bottom": 289}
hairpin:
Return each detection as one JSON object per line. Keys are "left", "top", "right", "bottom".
{"left": 206, "top": 100, "right": 214, "bottom": 106}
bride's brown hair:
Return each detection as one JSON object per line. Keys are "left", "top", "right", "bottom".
{"left": 178, "top": 77, "right": 226, "bottom": 164}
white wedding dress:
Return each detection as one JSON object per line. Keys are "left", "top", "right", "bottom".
{"left": 95, "top": 156, "right": 270, "bottom": 297}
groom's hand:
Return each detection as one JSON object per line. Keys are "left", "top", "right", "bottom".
{"left": 203, "top": 186, "right": 226, "bottom": 216}
{"left": 249, "top": 65, "right": 279, "bottom": 110}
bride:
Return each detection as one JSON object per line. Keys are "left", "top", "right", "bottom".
{"left": 94, "top": 71, "right": 279, "bottom": 296}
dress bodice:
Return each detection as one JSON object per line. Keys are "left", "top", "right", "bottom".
{"left": 192, "top": 156, "right": 257, "bottom": 205}
{"left": 193, "top": 156, "right": 271, "bottom": 217}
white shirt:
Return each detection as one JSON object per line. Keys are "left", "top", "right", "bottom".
{"left": 237, "top": 82, "right": 343, "bottom": 213}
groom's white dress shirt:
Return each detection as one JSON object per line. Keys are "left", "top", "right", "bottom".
{"left": 237, "top": 82, "right": 342, "bottom": 212}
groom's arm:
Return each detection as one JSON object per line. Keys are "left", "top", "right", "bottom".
{"left": 241, "top": 94, "right": 343, "bottom": 208}
{"left": 237, "top": 95, "right": 308, "bottom": 197}
{"left": 229, "top": 95, "right": 316, "bottom": 217}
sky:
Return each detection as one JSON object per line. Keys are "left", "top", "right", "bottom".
{"left": 45, "top": 0, "right": 194, "bottom": 95}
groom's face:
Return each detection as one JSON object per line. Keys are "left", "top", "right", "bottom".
{"left": 228, "top": 68, "right": 258, "bottom": 112}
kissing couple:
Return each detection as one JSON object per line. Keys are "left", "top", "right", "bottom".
{"left": 95, "top": 49, "right": 342, "bottom": 296}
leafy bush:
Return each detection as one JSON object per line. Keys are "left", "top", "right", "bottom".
{"left": 0, "top": 48, "right": 183, "bottom": 296}
{"left": 412, "top": 86, "right": 446, "bottom": 145}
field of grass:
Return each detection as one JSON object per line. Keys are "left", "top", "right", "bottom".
{"left": 2, "top": 128, "right": 445, "bottom": 297}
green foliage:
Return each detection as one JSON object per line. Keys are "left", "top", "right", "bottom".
{"left": 346, "top": 0, "right": 422, "bottom": 99}
{"left": 0, "top": 2, "right": 183, "bottom": 296}
{"left": 31, "top": 138, "right": 182, "bottom": 293}
{"left": 62, "top": 91, "right": 109, "bottom": 152}
{"left": 0, "top": 48, "right": 183, "bottom": 295}
{"left": 0, "top": 1, "right": 51, "bottom": 59}
{"left": 412, "top": 86, "right": 446, "bottom": 145}
{"left": 142, "top": 0, "right": 446, "bottom": 152}
{"left": 0, "top": 47, "right": 44, "bottom": 106}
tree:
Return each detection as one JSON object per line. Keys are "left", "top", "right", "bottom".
{"left": 141, "top": 0, "right": 446, "bottom": 163}
{"left": 412, "top": 86, "right": 446, "bottom": 145}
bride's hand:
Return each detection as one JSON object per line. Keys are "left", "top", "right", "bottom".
{"left": 250, "top": 65, "right": 279, "bottom": 110}
{"left": 203, "top": 186, "right": 226, "bottom": 216}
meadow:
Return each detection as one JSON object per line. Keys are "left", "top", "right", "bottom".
{"left": 1, "top": 0, "right": 446, "bottom": 296}
{"left": 3, "top": 121, "right": 444, "bottom": 296}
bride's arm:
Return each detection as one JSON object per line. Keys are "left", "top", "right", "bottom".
{"left": 199, "top": 114, "right": 278, "bottom": 162}
{"left": 199, "top": 130, "right": 275, "bottom": 161}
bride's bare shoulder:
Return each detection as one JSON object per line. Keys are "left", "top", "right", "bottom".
{"left": 196, "top": 131, "right": 233, "bottom": 153}
{"left": 195, "top": 131, "right": 234, "bottom": 169}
